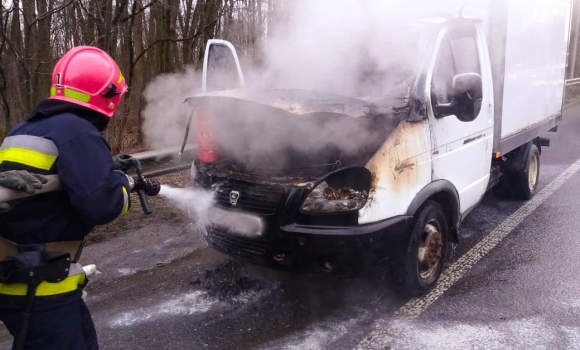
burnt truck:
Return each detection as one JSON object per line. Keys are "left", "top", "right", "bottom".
{"left": 179, "top": 0, "right": 572, "bottom": 295}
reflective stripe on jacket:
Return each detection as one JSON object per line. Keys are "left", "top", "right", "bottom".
{"left": 0, "top": 135, "right": 59, "bottom": 171}
{"left": 0, "top": 263, "right": 86, "bottom": 296}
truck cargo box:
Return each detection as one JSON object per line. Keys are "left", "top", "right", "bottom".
{"left": 487, "top": 0, "right": 571, "bottom": 155}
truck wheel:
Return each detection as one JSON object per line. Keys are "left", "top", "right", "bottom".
{"left": 393, "top": 200, "right": 448, "bottom": 296}
{"left": 509, "top": 143, "right": 540, "bottom": 200}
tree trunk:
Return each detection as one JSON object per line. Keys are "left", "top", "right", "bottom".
{"left": 36, "top": 0, "right": 52, "bottom": 102}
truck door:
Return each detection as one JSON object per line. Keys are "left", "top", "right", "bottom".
{"left": 428, "top": 23, "right": 494, "bottom": 215}
{"left": 202, "top": 39, "right": 245, "bottom": 92}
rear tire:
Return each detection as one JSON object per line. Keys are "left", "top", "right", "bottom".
{"left": 509, "top": 143, "right": 540, "bottom": 200}
{"left": 392, "top": 200, "right": 448, "bottom": 297}
{"left": 492, "top": 142, "right": 540, "bottom": 200}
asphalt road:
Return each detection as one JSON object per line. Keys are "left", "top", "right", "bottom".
{"left": 3, "top": 103, "right": 580, "bottom": 350}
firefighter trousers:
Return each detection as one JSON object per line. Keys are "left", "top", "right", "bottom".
{"left": 0, "top": 289, "right": 98, "bottom": 350}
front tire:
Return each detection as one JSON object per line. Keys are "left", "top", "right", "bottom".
{"left": 393, "top": 200, "right": 448, "bottom": 296}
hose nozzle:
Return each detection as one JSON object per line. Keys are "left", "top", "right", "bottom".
{"left": 133, "top": 177, "right": 160, "bottom": 196}
{"left": 142, "top": 178, "right": 161, "bottom": 197}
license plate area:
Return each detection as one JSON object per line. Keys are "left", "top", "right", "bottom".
{"left": 207, "top": 207, "right": 265, "bottom": 238}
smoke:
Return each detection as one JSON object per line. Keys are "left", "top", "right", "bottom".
{"left": 141, "top": 67, "right": 201, "bottom": 149}
{"left": 257, "top": 1, "right": 417, "bottom": 97}
{"left": 254, "top": 0, "right": 482, "bottom": 96}
{"left": 141, "top": 0, "right": 479, "bottom": 167}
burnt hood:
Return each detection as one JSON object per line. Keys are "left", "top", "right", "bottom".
{"left": 185, "top": 89, "right": 403, "bottom": 180}
{"left": 185, "top": 89, "right": 395, "bottom": 119}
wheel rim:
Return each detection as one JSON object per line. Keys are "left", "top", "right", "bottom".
{"left": 417, "top": 220, "right": 443, "bottom": 281}
{"left": 528, "top": 153, "right": 539, "bottom": 192}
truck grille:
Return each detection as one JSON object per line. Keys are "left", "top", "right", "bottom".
{"left": 212, "top": 180, "right": 285, "bottom": 215}
{"left": 207, "top": 226, "right": 268, "bottom": 264}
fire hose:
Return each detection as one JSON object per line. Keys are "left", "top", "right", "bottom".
{"left": 0, "top": 156, "right": 161, "bottom": 214}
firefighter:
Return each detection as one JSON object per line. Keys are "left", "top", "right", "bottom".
{"left": 0, "top": 46, "right": 133, "bottom": 350}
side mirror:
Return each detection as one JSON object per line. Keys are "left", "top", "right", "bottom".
{"left": 453, "top": 73, "right": 482, "bottom": 100}
{"left": 452, "top": 73, "right": 482, "bottom": 122}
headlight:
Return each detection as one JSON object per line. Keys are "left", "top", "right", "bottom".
{"left": 301, "top": 168, "right": 371, "bottom": 214}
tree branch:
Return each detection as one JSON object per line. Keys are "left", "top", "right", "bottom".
{"left": 131, "top": 18, "right": 218, "bottom": 68}
{"left": 78, "top": 0, "right": 97, "bottom": 21}
{"left": 112, "top": 0, "right": 128, "bottom": 25}
{"left": 132, "top": 36, "right": 196, "bottom": 68}
{"left": 0, "top": 8, "right": 10, "bottom": 53}
{"left": 120, "top": 0, "right": 157, "bottom": 23}
{"left": 27, "top": 0, "right": 75, "bottom": 28}
{"left": 0, "top": 24, "right": 28, "bottom": 75}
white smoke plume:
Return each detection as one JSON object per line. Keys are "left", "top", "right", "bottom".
{"left": 141, "top": 68, "right": 201, "bottom": 149}
{"left": 141, "top": 0, "right": 483, "bottom": 152}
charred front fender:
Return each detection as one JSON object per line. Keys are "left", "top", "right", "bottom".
{"left": 405, "top": 180, "right": 461, "bottom": 243}
{"left": 358, "top": 120, "right": 432, "bottom": 225}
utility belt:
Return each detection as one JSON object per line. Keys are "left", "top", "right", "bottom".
{"left": 0, "top": 237, "right": 88, "bottom": 350}
{"left": 0, "top": 236, "right": 86, "bottom": 297}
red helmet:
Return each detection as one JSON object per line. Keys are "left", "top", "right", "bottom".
{"left": 49, "top": 46, "right": 128, "bottom": 118}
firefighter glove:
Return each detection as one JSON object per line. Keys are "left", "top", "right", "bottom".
{"left": 0, "top": 202, "right": 11, "bottom": 214}
{"left": 112, "top": 154, "right": 135, "bottom": 173}
{"left": 0, "top": 170, "right": 48, "bottom": 194}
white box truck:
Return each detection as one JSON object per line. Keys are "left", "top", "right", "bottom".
{"left": 180, "top": 0, "right": 572, "bottom": 296}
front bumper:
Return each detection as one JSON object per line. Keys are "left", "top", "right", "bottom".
{"left": 277, "top": 215, "right": 413, "bottom": 269}
{"left": 205, "top": 212, "right": 413, "bottom": 272}
{"left": 196, "top": 166, "right": 413, "bottom": 272}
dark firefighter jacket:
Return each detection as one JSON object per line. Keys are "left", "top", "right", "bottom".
{"left": 0, "top": 100, "right": 130, "bottom": 245}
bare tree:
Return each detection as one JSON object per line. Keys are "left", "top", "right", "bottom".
{"left": 0, "top": 0, "right": 280, "bottom": 147}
